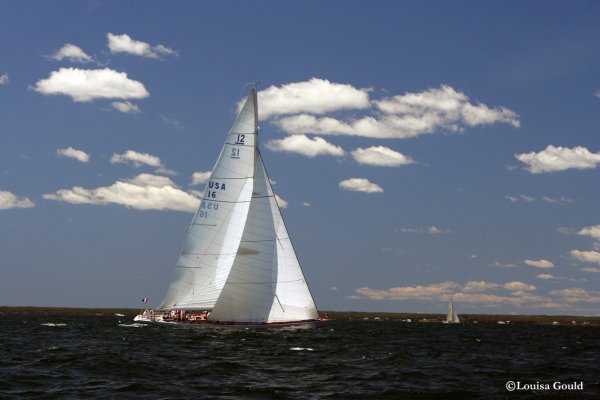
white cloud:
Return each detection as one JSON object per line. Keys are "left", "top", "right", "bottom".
{"left": 265, "top": 135, "right": 344, "bottom": 158}
{"left": 0, "top": 191, "right": 35, "bottom": 210}
{"left": 43, "top": 173, "right": 199, "bottom": 212}
{"left": 33, "top": 68, "right": 149, "bottom": 102}
{"left": 461, "top": 281, "right": 499, "bottom": 293}
{"left": 191, "top": 171, "right": 212, "bottom": 186}
{"left": 537, "top": 274, "right": 555, "bottom": 280}
{"left": 580, "top": 267, "right": 600, "bottom": 273}
{"left": 549, "top": 287, "right": 600, "bottom": 303}
{"left": 0, "top": 73, "right": 8, "bottom": 85}
{"left": 351, "top": 146, "right": 414, "bottom": 167}
{"left": 541, "top": 196, "right": 573, "bottom": 205}
{"left": 400, "top": 226, "right": 451, "bottom": 235}
{"left": 503, "top": 281, "right": 536, "bottom": 291}
{"left": 50, "top": 43, "right": 93, "bottom": 63}
{"left": 112, "top": 101, "right": 140, "bottom": 114}
{"left": 254, "top": 78, "right": 370, "bottom": 119}
{"left": 505, "top": 194, "right": 573, "bottom": 205}
{"left": 302, "top": 202, "right": 311, "bottom": 207}
{"left": 110, "top": 150, "right": 162, "bottom": 168}
{"left": 275, "top": 194, "right": 288, "bottom": 209}
{"left": 524, "top": 259, "right": 554, "bottom": 269}
{"left": 490, "top": 261, "right": 517, "bottom": 268}
{"left": 515, "top": 145, "right": 600, "bottom": 174}
{"left": 160, "top": 115, "right": 182, "bottom": 128}
{"left": 56, "top": 147, "right": 90, "bottom": 163}
{"left": 354, "top": 281, "right": 460, "bottom": 301}
{"left": 570, "top": 249, "right": 600, "bottom": 265}
{"left": 107, "top": 33, "right": 178, "bottom": 59}
{"left": 339, "top": 178, "right": 383, "bottom": 193}
{"left": 577, "top": 225, "right": 600, "bottom": 241}
{"left": 274, "top": 84, "right": 519, "bottom": 139}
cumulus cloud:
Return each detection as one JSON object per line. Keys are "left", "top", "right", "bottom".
{"left": 515, "top": 145, "right": 600, "bottom": 174}
{"left": 549, "top": 287, "right": 600, "bottom": 303}
{"left": 273, "top": 84, "right": 519, "bottom": 139}
{"left": 503, "top": 281, "right": 536, "bottom": 291}
{"left": 577, "top": 225, "right": 600, "bottom": 241}
{"left": 112, "top": 101, "right": 140, "bottom": 114}
{"left": 354, "top": 281, "right": 460, "bottom": 301}
{"left": 33, "top": 67, "right": 149, "bottom": 102}
{"left": 351, "top": 146, "right": 414, "bottom": 167}
{"left": 524, "top": 259, "right": 554, "bottom": 269}
{"left": 339, "top": 178, "right": 383, "bottom": 193}
{"left": 461, "top": 281, "right": 499, "bottom": 292}
{"left": 580, "top": 267, "right": 600, "bottom": 273}
{"left": 49, "top": 43, "right": 93, "bottom": 63}
{"left": 265, "top": 135, "right": 345, "bottom": 158}
{"left": 352, "top": 280, "right": 546, "bottom": 307}
{"left": 570, "top": 249, "right": 600, "bottom": 265}
{"left": 107, "top": 33, "right": 178, "bottom": 59}
{"left": 110, "top": 150, "right": 176, "bottom": 175}
{"left": 56, "top": 147, "right": 90, "bottom": 163}
{"left": 275, "top": 194, "right": 288, "bottom": 209}
{"left": 0, "top": 73, "right": 8, "bottom": 85}
{"left": 537, "top": 274, "right": 555, "bottom": 280}
{"left": 110, "top": 150, "right": 162, "bottom": 168}
{"left": 253, "top": 78, "right": 370, "bottom": 119}
{"left": 0, "top": 191, "right": 35, "bottom": 210}
{"left": 43, "top": 173, "right": 199, "bottom": 212}
{"left": 191, "top": 171, "right": 212, "bottom": 186}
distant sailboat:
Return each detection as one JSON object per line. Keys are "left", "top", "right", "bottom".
{"left": 444, "top": 298, "right": 460, "bottom": 324}
{"left": 134, "top": 88, "right": 319, "bottom": 329}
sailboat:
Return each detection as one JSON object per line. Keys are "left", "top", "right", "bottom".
{"left": 134, "top": 88, "right": 320, "bottom": 329}
{"left": 443, "top": 298, "right": 460, "bottom": 324}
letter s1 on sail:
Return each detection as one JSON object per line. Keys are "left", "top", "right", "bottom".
{"left": 151, "top": 88, "right": 319, "bottom": 327}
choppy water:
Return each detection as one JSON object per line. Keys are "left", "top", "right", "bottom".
{"left": 1, "top": 315, "right": 599, "bottom": 399}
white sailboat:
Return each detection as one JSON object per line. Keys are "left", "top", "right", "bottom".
{"left": 443, "top": 298, "right": 460, "bottom": 324}
{"left": 134, "top": 88, "right": 320, "bottom": 329}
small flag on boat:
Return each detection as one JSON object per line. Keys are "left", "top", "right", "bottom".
{"left": 142, "top": 297, "right": 148, "bottom": 303}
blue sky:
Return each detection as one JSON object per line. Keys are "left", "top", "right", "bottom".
{"left": 1, "top": 1, "right": 600, "bottom": 315}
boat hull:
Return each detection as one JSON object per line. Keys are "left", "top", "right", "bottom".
{"left": 133, "top": 314, "right": 320, "bottom": 330}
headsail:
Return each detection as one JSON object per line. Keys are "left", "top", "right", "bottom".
{"left": 159, "top": 92, "right": 257, "bottom": 310}
{"left": 210, "top": 150, "right": 318, "bottom": 322}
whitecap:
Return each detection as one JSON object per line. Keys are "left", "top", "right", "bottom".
{"left": 290, "top": 347, "right": 314, "bottom": 351}
{"left": 40, "top": 323, "right": 67, "bottom": 327}
{"left": 118, "top": 323, "right": 147, "bottom": 328}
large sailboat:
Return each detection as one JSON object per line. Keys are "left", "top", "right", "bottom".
{"left": 134, "top": 88, "right": 319, "bottom": 328}
{"left": 443, "top": 298, "right": 460, "bottom": 324}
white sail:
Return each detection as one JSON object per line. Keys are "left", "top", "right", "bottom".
{"left": 157, "top": 88, "right": 318, "bottom": 325}
{"left": 159, "top": 92, "right": 257, "bottom": 310}
{"left": 209, "top": 150, "right": 318, "bottom": 322}
{"left": 446, "top": 299, "right": 460, "bottom": 323}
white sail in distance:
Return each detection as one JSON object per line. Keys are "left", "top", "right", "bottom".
{"left": 446, "top": 299, "right": 460, "bottom": 323}
{"left": 159, "top": 89, "right": 318, "bottom": 323}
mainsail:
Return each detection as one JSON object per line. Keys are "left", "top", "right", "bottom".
{"left": 158, "top": 89, "right": 318, "bottom": 323}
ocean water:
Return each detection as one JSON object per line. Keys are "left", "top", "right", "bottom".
{"left": 0, "top": 315, "right": 598, "bottom": 399}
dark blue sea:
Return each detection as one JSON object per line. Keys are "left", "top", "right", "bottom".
{"left": 1, "top": 314, "right": 598, "bottom": 399}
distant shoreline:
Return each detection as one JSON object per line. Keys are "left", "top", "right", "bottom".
{"left": 1, "top": 306, "right": 599, "bottom": 325}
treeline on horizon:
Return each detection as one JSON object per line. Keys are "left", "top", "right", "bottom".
{"left": 1, "top": 306, "right": 599, "bottom": 325}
